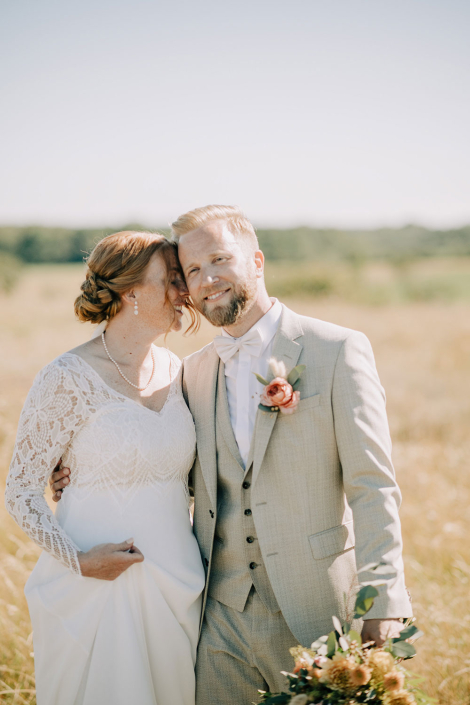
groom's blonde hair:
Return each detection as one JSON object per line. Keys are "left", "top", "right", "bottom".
{"left": 171, "top": 205, "right": 259, "bottom": 252}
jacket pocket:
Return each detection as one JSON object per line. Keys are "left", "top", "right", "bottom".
{"left": 294, "top": 393, "right": 321, "bottom": 413}
{"left": 308, "top": 521, "right": 355, "bottom": 560}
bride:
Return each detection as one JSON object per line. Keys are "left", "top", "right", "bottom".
{"left": 5, "top": 231, "right": 206, "bottom": 705}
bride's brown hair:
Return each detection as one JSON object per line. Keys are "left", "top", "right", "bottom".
{"left": 75, "top": 230, "right": 199, "bottom": 333}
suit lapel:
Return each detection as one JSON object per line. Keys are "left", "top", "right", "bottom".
{"left": 193, "top": 345, "right": 219, "bottom": 508}
{"left": 251, "top": 305, "right": 304, "bottom": 486}
{"left": 217, "top": 362, "right": 245, "bottom": 469}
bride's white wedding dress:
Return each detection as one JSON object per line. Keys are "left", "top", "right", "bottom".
{"left": 5, "top": 350, "right": 205, "bottom": 705}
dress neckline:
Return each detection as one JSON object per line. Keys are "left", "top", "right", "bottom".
{"left": 63, "top": 349, "right": 180, "bottom": 416}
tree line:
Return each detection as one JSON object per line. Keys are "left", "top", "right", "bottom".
{"left": 1, "top": 223, "right": 470, "bottom": 264}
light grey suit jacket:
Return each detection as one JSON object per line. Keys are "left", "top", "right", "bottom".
{"left": 182, "top": 304, "right": 412, "bottom": 646}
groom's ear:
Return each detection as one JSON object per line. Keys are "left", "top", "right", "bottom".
{"left": 254, "top": 249, "right": 265, "bottom": 278}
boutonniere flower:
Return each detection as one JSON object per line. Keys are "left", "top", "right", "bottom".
{"left": 254, "top": 358, "right": 306, "bottom": 415}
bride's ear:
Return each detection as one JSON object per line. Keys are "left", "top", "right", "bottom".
{"left": 121, "top": 290, "right": 136, "bottom": 306}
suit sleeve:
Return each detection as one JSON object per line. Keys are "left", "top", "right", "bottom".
{"left": 332, "top": 331, "right": 412, "bottom": 619}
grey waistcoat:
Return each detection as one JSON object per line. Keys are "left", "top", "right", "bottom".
{"left": 207, "top": 362, "right": 280, "bottom": 613}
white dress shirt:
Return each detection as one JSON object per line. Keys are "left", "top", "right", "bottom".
{"left": 218, "top": 298, "right": 282, "bottom": 466}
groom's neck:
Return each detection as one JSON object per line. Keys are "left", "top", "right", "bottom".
{"left": 223, "top": 288, "right": 273, "bottom": 338}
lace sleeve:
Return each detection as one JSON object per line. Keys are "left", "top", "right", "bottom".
{"left": 5, "top": 359, "right": 87, "bottom": 575}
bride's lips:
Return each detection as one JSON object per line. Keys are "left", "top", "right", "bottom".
{"left": 204, "top": 288, "right": 230, "bottom": 303}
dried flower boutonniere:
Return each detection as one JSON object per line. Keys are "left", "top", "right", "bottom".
{"left": 254, "top": 358, "right": 306, "bottom": 415}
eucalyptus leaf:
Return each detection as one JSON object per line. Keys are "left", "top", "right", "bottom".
{"left": 342, "top": 622, "right": 351, "bottom": 634}
{"left": 389, "top": 641, "right": 416, "bottom": 659}
{"left": 254, "top": 373, "right": 270, "bottom": 386}
{"left": 287, "top": 364, "right": 306, "bottom": 386}
{"left": 258, "top": 403, "right": 278, "bottom": 413}
{"left": 354, "top": 585, "right": 379, "bottom": 617}
{"left": 397, "top": 624, "right": 422, "bottom": 641}
{"left": 263, "top": 695, "right": 291, "bottom": 704}
{"left": 292, "top": 379, "right": 302, "bottom": 391}
{"left": 347, "top": 629, "right": 362, "bottom": 646}
{"left": 326, "top": 631, "right": 337, "bottom": 658}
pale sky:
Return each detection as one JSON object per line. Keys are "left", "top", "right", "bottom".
{"left": 1, "top": 0, "right": 469, "bottom": 228}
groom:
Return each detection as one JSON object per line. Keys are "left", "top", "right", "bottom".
{"left": 173, "top": 205, "right": 412, "bottom": 704}
{"left": 52, "top": 205, "right": 412, "bottom": 704}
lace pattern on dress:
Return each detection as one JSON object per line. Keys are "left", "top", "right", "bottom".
{"left": 5, "top": 361, "right": 91, "bottom": 575}
{"left": 5, "top": 349, "right": 196, "bottom": 575}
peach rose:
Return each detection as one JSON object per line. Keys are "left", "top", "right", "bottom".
{"left": 260, "top": 378, "right": 300, "bottom": 414}
{"left": 280, "top": 390, "right": 300, "bottom": 414}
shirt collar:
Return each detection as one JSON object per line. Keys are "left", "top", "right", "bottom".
{"left": 221, "top": 298, "right": 282, "bottom": 356}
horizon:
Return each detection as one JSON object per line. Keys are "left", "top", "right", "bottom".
{"left": 1, "top": 220, "right": 470, "bottom": 233}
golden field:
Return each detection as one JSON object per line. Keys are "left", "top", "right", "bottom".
{"left": 0, "top": 264, "right": 469, "bottom": 703}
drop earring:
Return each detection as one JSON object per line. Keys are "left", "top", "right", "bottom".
{"left": 134, "top": 300, "right": 139, "bottom": 316}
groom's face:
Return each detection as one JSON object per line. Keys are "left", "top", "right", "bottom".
{"left": 177, "top": 220, "right": 259, "bottom": 328}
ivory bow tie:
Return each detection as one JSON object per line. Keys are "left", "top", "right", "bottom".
{"left": 213, "top": 329, "right": 263, "bottom": 363}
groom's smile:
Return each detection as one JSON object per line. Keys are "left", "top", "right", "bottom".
{"left": 177, "top": 220, "right": 261, "bottom": 330}
{"left": 204, "top": 289, "right": 231, "bottom": 302}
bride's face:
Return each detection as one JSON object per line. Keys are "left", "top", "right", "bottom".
{"left": 133, "top": 251, "right": 188, "bottom": 333}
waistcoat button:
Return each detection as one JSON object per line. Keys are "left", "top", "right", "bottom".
{"left": 244, "top": 509, "right": 252, "bottom": 516}
{"left": 249, "top": 562, "right": 257, "bottom": 570}
{"left": 246, "top": 536, "right": 254, "bottom": 543}
{"left": 242, "top": 481, "right": 250, "bottom": 489}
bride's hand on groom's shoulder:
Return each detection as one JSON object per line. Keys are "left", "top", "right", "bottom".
{"left": 78, "top": 539, "right": 144, "bottom": 580}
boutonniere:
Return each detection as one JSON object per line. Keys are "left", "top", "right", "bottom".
{"left": 254, "top": 358, "right": 306, "bottom": 415}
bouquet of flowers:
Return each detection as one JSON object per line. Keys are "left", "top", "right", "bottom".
{"left": 257, "top": 567, "right": 435, "bottom": 705}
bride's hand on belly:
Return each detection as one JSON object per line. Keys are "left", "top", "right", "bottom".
{"left": 78, "top": 539, "right": 144, "bottom": 580}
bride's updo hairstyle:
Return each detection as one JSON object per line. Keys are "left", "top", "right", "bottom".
{"left": 75, "top": 230, "right": 198, "bottom": 331}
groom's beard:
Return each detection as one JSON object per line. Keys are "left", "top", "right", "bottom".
{"left": 199, "top": 280, "right": 256, "bottom": 328}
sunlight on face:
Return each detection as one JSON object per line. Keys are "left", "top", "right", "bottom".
{"left": 138, "top": 251, "right": 188, "bottom": 333}
{"left": 178, "top": 222, "right": 258, "bottom": 327}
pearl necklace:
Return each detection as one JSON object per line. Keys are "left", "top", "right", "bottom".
{"left": 101, "top": 332, "right": 155, "bottom": 391}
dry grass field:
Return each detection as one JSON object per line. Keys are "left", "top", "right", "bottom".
{"left": 0, "top": 264, "right": 469, "bottom": 703}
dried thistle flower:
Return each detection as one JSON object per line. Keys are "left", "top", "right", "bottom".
{"left": 383, "top": 670, "right": 405, "bottom": 692}
{"left": 320, "top": 654, "right": 355, "bottom": 691}
{"left": 369, "top": 650, "right": 395, "bottom": 682}
{"left": 383, "top": 689, "right": 416, "bottom": 705}
{"left": 350, "top": 663, "right": 372, "bottom": 686}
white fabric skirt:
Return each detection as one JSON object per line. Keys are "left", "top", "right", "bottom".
{"left": 26, "top": 484, "right": 205, "bottom": 705}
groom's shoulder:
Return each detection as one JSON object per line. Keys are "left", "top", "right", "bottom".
{"left": 182, "top": 341, "right": 216, "bottom": 373}
{"left": 285, "top": 306, "right": 365, "bottom": 346}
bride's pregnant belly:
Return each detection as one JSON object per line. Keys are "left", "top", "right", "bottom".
{"left": 26, "top": 480, "right": 204, "bottom": 670}
{"left": 55, "top": 482, "right": 204, "bottom": 582}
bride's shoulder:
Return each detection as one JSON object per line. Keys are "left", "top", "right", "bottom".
{"left": 34, "top": 345, "right": 97, "bottom": 387}
{"left": 164, "top": 348, "right": 182, "bottom": 374}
